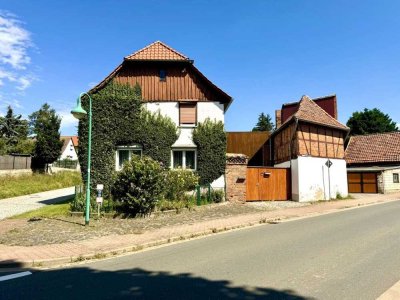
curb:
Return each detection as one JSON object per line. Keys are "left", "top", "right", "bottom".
{"left": 1, "top": 196, "right": 399, "bottom": 269}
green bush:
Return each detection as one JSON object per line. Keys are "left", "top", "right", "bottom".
{"left": 164, "top": 169, "right": 199, "bottom": 201}
{"left": 193, "top": 118, "right": 226, "bottom": 185}
{"left": 157, "top": 196, "right": 195, "bottom": 212}
{"left": 78, "top": 82, "right": 178, "bottom": 198}
{"left": 111, "top": 155, "right": 165, "bottom": 216}
{"left": 211, "top": 189, "right": 225, "bottom": 203}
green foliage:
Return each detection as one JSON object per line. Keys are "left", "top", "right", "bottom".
{"left": 112, "top": 155, "right": 166, "bottom": 216}
{"left": 156, "top": 197, "right": 195, "bottom": 212}
{"left": 193, "top": 118, "right": 226, "bottom": 185}
{"left": 346, "top": 108, "right": 398, "bottom": 136}
{"left": 252, "top": 112, "right": 274, "bottom": 132}
{"left": 164, "top": 169, "right": 199, "bottom": 201}
{"left": 0, "top": 106, "right": 30, "bottom": 154}
{"left": 29, "top": 103, "right": 63, "bottom": 170}
{"left": 78, "top": 82, "right": 178, "bottom": 197}
{"left": 0, "top": 171, "right": 81, "bottom": 199}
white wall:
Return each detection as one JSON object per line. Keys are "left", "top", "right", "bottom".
{"left": 382, "top": 168, "right": 400, "bottom": 193}
{"left": 211, "top": 175, "right": 225, "bottom": 189}
{"left": 172, "top": 127, "right": 196, "bottom": 147}
{"left": 60, "top": 139, "right": 78, "bottom": 160}
{"left": 144, "top": 102, "right": 179, "bottom": 125}
{"left": 276, "top": 157, "right": 348, "bottom": 202}
{"left": 197, "top": 102, "right": 224, "bottom": 123}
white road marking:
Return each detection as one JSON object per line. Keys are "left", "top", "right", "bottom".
{"left": 0, "top": 271, "right": 32, "bottom": 282}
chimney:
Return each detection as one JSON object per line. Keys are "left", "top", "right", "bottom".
{"left": 275, "top": 109, "right": 282, "bottom": 129}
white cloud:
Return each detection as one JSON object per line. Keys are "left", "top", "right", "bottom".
{"left": 0, "top": 11, "right": 36, "bottom": 102}
{"left": 0, "top": 11, "right": 32, "bottom": 70}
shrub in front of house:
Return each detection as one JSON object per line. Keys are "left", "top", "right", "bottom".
{"left": 164, "top": 168, "right": 199, "bottom": 201}
{"left": 112, "top": 155, "right": 166, "bottom": 216}
{"left": 193, "top": 118, "right": 226, "bottom": 185}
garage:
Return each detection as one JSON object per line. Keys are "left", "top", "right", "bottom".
{"left": 347, "top": 171, "right": 378, "bottom": 193}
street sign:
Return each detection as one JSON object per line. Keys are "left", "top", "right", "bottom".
{"left": 325, "top": 159, "right": 333, "bottom": 168}
{"left": 96, "top": 197, "right": 103, "bottom": 203}
{"left": 96, "top": 184, "right": 104, "bottom": 190}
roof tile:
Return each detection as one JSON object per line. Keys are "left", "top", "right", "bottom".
{"left": 345, "top": 132, "right": 400, "bottom": 164}
{"left": 125, "top": 41, "right": 189, "bottom": 61}
{"left": 280, "top": 95, "right": 348, "bottom": 131}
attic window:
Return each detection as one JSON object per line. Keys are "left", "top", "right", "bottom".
{"left": 159, "top": 70, "right": 166, "bottom": 81}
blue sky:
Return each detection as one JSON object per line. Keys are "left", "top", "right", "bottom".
{"left": 0, "top": 0, "right": 399, "bottom": 135}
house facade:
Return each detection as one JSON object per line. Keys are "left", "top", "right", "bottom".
{"left": 60, "top": 136, "right": 79, "bottom": 160}
{"left": 345, "top": 132, "right": 400, "bottom": 194}
{"left": 268, "top": 95, "right": 349, "bottom": 202}
{"left": 90, "top": 41, "right": 232, "bottom": 187}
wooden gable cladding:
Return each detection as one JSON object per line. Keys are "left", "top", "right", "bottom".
{"left": 180, "top": 102, "right": 197, "bottom": 124}
{"left": 296, "top": 123, "right": 345, "bottom": 159}
{"left": 114, "top": 61, "right": 225, "bottom": 102}
{"left": 273, "top": 122, "right": 297, "bottom": 164}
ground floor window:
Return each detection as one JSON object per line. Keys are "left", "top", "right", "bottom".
{"left": 116, "top": 145, "right": 142, "bottom": 170}
{"left": 394, "top": 173, "right": 399, "bottom": 183}
{"left": 171, "top": 149, "right": 196, "bottom": 170}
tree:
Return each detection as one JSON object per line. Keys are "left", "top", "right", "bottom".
{"left": 252, "top": 113, "right": 274, "bottom": 132}
{"left": 29, "top": 103, "right": 63, "bottom": 171}
{"left": 0, "top": 106, "right": 29, "bottom": 147}
{"left": 346, "top": 108, "right": 398, "bottom": 136}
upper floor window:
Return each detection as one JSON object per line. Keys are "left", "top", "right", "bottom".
{"left": 115, "top": 145, "right": 142, "bottom": 171}
{"left": 159, "top": 70, "right": 166, "bottom": 82}
{"left": 179, "top": 102, "right": 197, "bottom": 125}
{"left": 394, "top": 173, "right": 399, "bottom": 183}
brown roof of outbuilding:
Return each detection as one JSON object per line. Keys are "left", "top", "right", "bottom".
{"left": 278, "top": 95, "right": 349, "bottom": 131}
{"left": 125, "top": 41, "right": 190, "bottom": 61}
{"left": 345, "top": 132, "right": 400, "bottom": 164}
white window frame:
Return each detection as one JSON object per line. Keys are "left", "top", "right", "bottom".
{"left": 115, "top": 145, "right": 142, "bottom": 171}
{"left": 171, "top": 148, "right": 197, "bottom": 170}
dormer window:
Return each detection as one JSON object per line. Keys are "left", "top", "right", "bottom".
{"left": 159, "top": 70, "right": 166, "bottom": 81}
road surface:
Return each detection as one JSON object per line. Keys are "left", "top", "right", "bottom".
{"left": 1, "top": 200, "right": 400, "bottom": 299}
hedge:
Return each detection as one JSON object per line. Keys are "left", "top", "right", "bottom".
{"left": 78, "top": 82, "right": 178, "bottom": 197}
{"left": 193, "top": 118, "right": 226, "bottom": 185}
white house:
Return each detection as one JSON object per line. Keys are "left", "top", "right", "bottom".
{"left": 90, "top": 41, "right": 232, "bottom": 188}
{"left": 60, "top": 136, "right": 79, "bottom": 161}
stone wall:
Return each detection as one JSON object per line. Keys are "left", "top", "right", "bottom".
{"left": 225, "top": 153, "right": 248, "bottom": 202}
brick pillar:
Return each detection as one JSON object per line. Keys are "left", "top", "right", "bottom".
{"left": 225, "top": 153, "right": 248, "bottom": 202}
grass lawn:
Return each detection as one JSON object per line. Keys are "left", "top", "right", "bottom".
{"left": 11, "top": 197, "right": 73, "bottom": 219}
{"left": 0, "top": 171, "right": 82, "bottom": 200}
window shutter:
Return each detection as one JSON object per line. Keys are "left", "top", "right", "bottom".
{"left": 180, "top": 103, "right": 197, "bottom": 124}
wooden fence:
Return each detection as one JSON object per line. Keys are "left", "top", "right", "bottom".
{"left": 0, "top": 155, "right": 32, "bottom": 170}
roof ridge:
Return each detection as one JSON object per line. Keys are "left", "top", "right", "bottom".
{"left": 125, "top": 41, "right": 189, "bottom": 60}
{"left": 295, "top": 95, "right": 348, "bottom": 129}
{"left": 351, "top": 131, "right": 400, "bottom": 138}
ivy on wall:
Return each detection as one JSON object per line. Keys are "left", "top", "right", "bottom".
{"left": 193, "top": 118, "right": 226, "bottom": 185}
{"left": 78, "top": 82, "right": 178, "bottom": 197}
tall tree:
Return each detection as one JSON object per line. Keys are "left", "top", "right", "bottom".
{"left": 0, "top": 106, "right": 29, "bottom": 145}
{"left": 346, "top": 108, "right": 398, "bottom": 136}
{"left": 252, "top": 113, "right": 274, "bottom": 132}
{"left": 29, "top": 103, "right": 63, "bottom": 171}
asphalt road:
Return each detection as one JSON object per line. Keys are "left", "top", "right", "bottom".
{"left": 2, "top": 200, "right": 400, "bottom": 300}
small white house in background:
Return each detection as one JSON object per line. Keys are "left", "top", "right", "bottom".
{"left": 89, "top": 41, "right": 233, "bottom": 189}
{"left": 60, "top": 136, "right": 79, "bottom": 160}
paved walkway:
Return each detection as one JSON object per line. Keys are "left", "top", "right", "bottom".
{"left": 0, "top": 192, "right": 399, "bottom": 268}
{"left": 0, "top": 187, "right": 75, "bottom": 220}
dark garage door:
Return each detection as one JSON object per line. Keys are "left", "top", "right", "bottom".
{"left": 348, "top": 172, "right": 378, "bottom": 193}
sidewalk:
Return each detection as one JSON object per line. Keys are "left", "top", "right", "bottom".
{"left": 0, "top": 187, "right": 75, "bottom": 220}
{"left": 1, "top": 192, "right": 399, "bottom": 268}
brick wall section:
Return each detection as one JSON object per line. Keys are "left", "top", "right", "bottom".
{"left": 226, "top": 153, "right": 248, "bottom": 202}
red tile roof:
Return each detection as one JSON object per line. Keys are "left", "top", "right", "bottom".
{"left": 345, "top": 132, "right": 400, "bottom": 164}
{"left": 125, "top": 41, "right": 189, "bottom": 61}
{"left": 280, "top": 95, "right": 349, "bottom": 131}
